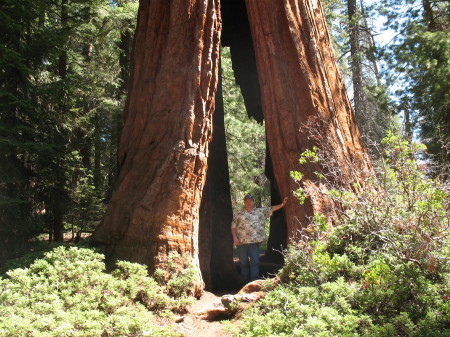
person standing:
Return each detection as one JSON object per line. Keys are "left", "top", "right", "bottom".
{"left": 231, "top": 194, "right": 288, "bottom": 284}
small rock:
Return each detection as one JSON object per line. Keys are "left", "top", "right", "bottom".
{"left": 241, "top": 293, "right": 258, "bottom": 302}
{"left": 193, "top": 302, "right": 229, "bottom": 321}
{"left": 240, "top": 279, "right": 266, "bottom": 293}
{"left": 175, "top": 316, "right": 185, "bottom": 323}
{"left": 221, "top": 294, "right": 238, "bottom": 309}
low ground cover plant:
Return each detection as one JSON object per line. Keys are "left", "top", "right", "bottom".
{"left": 0, "top": 245, "right": 196, "bottom": 337}
{"left": 234, "top": 132, "right": 450, "bottom": 336}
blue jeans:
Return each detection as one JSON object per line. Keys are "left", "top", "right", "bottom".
{"left": 237, "top": 243, "right": 260, "bottom": 283}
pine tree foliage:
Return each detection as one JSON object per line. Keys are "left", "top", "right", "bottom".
{"left": 0, "top": 0, "right": 138, "bottom": 261}
{"left": 376, "top": 0, "right": 450, "bottom": 177}
{"left": 322, "top": 0, "right": 393, "bottom": 157}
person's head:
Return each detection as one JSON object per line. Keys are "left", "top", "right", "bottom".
{"left": 244, "top": 194, "right": 254, "bottom": 210}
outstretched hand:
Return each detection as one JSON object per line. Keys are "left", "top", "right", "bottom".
{"left": 272, "top": 197, "right": 288, "bottom": 212}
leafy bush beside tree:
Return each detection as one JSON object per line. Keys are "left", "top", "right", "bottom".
{"left": 234, "top": 133, "right": 450, "bottom": 336}
{"left": 0, "top": 246, "right": 196, "bottom": 337}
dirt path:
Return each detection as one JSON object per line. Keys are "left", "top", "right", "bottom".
{"left": 154, "top": 291, "right": 237, "bottom": 337}
{"left": 154, "top": 279, "right": 275, "bottom": 336}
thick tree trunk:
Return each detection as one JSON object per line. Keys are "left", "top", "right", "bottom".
{"left": 94, "top": 0, "right": 373, "bottom": 293}
{"left": 92, "top": 0, "right": 221, "bottom": 295}
{"left": 245, "top": 0, "right": 372, "bottom": 239}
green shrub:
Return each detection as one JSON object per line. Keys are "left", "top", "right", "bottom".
{"left": 236, "top": 279, "right": 373, "bottom": 337}
{"left": 153, "top": 251, "right": 198, "bottom": 299}
{"left": 0, "top": 241, "right": 66, "bottom": 276}
{"left": 0, "top": 246, "right": 190, "bottom": 337}
{"left": 236, "top": 133, "right": 450, "bottom": 336}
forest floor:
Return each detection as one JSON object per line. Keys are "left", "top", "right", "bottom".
{"left": 32, "top": 234, "right": 239, "bottom": 336}
{"left": 30, "top": 235, "right": 280, "bottom": 336}
{"left": 152, "top": 272, "right": 280, "bottom": 336}
{"left": 153, "top": 290, "right": 239, "bottom": 337}
{"left": 154, "top": 261, "right": 282, "bottom": 336}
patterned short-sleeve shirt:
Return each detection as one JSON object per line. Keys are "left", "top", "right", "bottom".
{"left": 231, "top": 207, "right": 273, "bottom": 244}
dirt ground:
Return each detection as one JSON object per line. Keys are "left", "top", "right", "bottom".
{"left": 153, "top": 291, "right": 238, "bottom": 337}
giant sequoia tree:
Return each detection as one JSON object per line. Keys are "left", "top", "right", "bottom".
{"left": 93, "top": 0, "right": 221, "bottom": 294}
{"left": 92, "top": 0, "right": 372, "bottom": 291}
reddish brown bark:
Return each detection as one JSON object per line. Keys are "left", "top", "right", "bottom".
{"left": 245, "top": 0, "right": 372, "bottom": 239}
{"left": 92, "top": 0, "right": 221, "bottom": 294}
{"left": 93, "top": 0, "right": 372, "bottom": 293}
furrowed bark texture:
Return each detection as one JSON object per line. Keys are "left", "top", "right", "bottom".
{"left": 92, "top": 0, "right": 221, "bottom": 295}
{"left": 245, "top": 0, "right": 372, "bottom": 239}
{"left": 93, "top": 0, "right": 373, "bottom": 292}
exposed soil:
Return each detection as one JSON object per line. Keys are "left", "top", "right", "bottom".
{"left": 153, "top": 290, "right": 238, "bottom": 337}
{"left": 153, "top": 277, "right": 278, "bottom": 337}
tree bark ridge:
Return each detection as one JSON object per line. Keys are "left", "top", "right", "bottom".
{"left": 245, "top": 0, "right": 372, "bottom": 238}
{"left": 93, "top": 0, "right": 222, "bottom": 295}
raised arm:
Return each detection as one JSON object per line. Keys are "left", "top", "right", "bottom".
{"left": 272, "top": 197, "right": 288, "bottom": 212}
